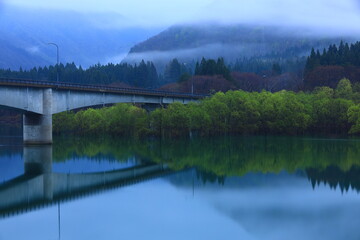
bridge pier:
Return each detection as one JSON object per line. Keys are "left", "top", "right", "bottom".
{"left": 24, "top": 145, "right": 53, "bottom": 176}
{"left": 24, "top": 145, "right": 53, "bottom": 200}
{"left": 23, "top": 89, "right": 52, "bottom": 145}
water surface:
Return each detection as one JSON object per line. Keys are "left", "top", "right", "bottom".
{"left": 0, "top": 135, "right": 360, "bottom": 240}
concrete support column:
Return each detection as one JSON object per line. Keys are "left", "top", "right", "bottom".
{"left": 23, "top": 88, "right": 52, "bottom": 145}
{"left": 24, "top": 145, "right": 53, "bottom": 200}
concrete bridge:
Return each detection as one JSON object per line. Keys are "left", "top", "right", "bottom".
{"left": 0, "top": 145, "right": 171, "bottom": 218}
{"left": 0, "top": 78, "right": 204, "bottom": 144}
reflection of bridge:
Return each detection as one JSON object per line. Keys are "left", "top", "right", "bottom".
{"left": 0, "top": 78, "right": 204, "bottom": 144}
{"left": 0, "top": 146, "right": 170, "bottom": 218}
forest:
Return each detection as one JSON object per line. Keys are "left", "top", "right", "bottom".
{"left": 53, "top": 78, "right": 360, "bottom": 137}
{"left": 304, "top": 41, "right": 360, "bottom": 89}
{"left": 0, "top": 61, "right": 159, "bottom": 88}
{"left": 0, "top": 41, "right": 359, "bottom": 93}
{"left": 0, "top": 57, "right": 301, "bottom": 91}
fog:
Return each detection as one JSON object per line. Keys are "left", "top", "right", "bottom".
{"left": 200, "top": 0, "right": 360, "bottom": 35}
{"left": 2, "top": 0, "right": 360, "bottom": 69}
{"left": 122, "top": 23, "right": 350, "bottom": 69}
{"left": 125, "top": 44, "right": 255, "bottom": 63}
{"left": 124, "top": 42, "right": 299, "bottom": 70}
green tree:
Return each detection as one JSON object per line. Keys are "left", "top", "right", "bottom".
{"left": 348, "top": 105, "right": 360, "bottom": 134}
{"left": 335, "top": 78, "right": 353, "bottom": 99}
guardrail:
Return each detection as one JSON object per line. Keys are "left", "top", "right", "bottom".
{"left": 0, "top": 77, "right": 207, "bottom": 99}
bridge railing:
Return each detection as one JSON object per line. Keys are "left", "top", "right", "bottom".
{"left": 0, "top": 77, "right": 207, "bottom": 99}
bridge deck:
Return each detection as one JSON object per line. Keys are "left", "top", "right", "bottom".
{"left": 0, "top": 77, "right": 206, "bottom": 99}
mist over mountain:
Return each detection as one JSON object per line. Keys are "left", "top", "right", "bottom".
{"left": 124, "top": 24, "right": 358, "bottom": 70}
{"left": 0, "top": 6, "right": 161, "bottom": 70}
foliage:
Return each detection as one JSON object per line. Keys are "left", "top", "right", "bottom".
{"left": 231, "top": 57, "right": 305, "bottom": 75}
{"left": 335, "top": 78, "right": 353, "bottom": 99}
{"left": 304, "top": 41, "right": 360, "bottom": 89}
{"left": 163, "top": 58, "right": 189, "bottom": 84}
{"left": 195, "top": 58, "right": 232, "bottom": 81}
{"left": 54, "top": 79, "right": 360, "bottom": 137}
{"left": 0, "top": 61, "right": 158, "bottom": 88}
{"left": 54, "top": 103, "right": 148, "bottom": 137}
{"left": 348, "top": 105, "right": 360, "bottom": 134}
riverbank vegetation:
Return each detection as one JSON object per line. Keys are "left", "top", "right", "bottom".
{"left": 53, "top": 78, "right": 360, "bottom": 137}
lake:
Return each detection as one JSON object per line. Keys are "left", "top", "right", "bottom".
{"left": 0, "top": 135, "right": 360, "bottom": 240}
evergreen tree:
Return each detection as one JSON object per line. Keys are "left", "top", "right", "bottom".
{"left": 194, "top": 57, "right": 232, "bottom": 80}
{"left": 164, "top": 58, "right": 182, "bottom": 83}
{"left": 272, "top": 63, "right": 282, "bottom": 76}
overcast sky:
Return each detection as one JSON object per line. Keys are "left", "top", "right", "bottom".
{"left": 4, "top": 0, "right": 360, "bottom": 34}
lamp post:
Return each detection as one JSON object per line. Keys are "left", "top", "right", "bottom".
{"left": 184, "top": 62, "right": 194, "bottom": 95}
{"left": 191, "top": 77, "right": 194, "bottom": 95}
{"left": 47, "top": 42, "right": 59, "bottom": 83}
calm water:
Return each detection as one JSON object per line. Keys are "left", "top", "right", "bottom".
{"left": 0, "top": 135, "right": 360, "bottom": 240}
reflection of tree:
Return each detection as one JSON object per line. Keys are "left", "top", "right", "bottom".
{"left": 166, "top": 169, "right": 225, "bottom": 187}
{"left": 53, "top": 136, "right": 360, "bottom": 179}
{"left": 52, "top": 137, "right": 151, "bottom": 163}
{"left": 196, "top": 170, "right": 225, "bottom": 185}
{"left": 306, "top": 166, "right": 360, "bottom": 192}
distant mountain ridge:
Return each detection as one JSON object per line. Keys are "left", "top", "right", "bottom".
{"left": 125, "top": 24, "right": 357, "bottom": 68}
{"left": 0, "top": 6, "right": 161, "bottom": 69}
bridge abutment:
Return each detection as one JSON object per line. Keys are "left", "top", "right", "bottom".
{"left": 23, "top": 88, "right": 53, "bottom": 145}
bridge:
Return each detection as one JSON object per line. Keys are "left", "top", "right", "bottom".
{"left": 0, "top": 78, "right": 204, "bottom": 144}
{"left": 0, "top": 145, "right": 171, "bottom": 218}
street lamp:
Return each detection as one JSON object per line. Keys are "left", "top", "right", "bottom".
{"left": 184, "top": 62, "right": 194, "bottom": 95}
{"left": 47, "top": 42, "right": 59, "bottom": 83}
{"left": 191, "top": 78, "right": 194, "bottom": 95}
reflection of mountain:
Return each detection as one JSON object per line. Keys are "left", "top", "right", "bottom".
{"left": 306, "top": 166, "right": 360, "bottom": 192}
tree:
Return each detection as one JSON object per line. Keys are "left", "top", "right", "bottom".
{"left": 164, "top": 59, "right": 182, "bottom": 83}
{"left": 335, "top": 78, "right": 352, "bottom": 99}
{"left": 271, "top": 63, "right": 282, "bottom": 76}
{"left": 348, "top": 105, "right": 360, "bottom": 134}
{"left": 195, "top": 57, "right": 232, "bottom": 81}
{"left": 304, "top": 41, "right": 360, "bottom": 90}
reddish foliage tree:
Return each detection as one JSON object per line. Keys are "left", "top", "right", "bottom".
{"left": 304, "top": 66, "right": 360, "bottom": 90}
{"left": 231, "top": 72, "right": 265, "bottom": 91}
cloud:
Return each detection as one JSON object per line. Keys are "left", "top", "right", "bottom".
{"left": 192, "top": 0, "right": 360, "bottom": 35}
{"left": 103, "top": 53, "right": 128, "bottom": 65}
{"left": 25, "top": 46, "right": 40, "bottom": 54}
{"left": 5, "top": 0, "right": 212, "bottom": 27}
{"left": 4, "top": 0, "right": 360, "bottom": 34}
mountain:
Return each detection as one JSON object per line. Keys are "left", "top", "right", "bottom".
{"left": 124, "top": 24, "right": 357, "bottom": 70}
{"left": 0, "top": 6, "right": 162, "bottom": 69}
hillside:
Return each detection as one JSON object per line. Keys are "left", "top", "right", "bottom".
{"left": 124, "top": 24, "right": 355, "bottom": 70}
{"left": 0, "top": 6, "right": 161, "bottom": 70}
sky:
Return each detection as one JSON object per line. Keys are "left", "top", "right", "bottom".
{"left": 4, "top": 0, "right": 360, "bottom": 33}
